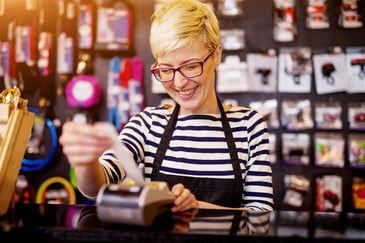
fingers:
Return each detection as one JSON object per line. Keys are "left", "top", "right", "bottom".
{"left": 59, "top": 121, "right": 113, "bottom": 166}
{"left": 170, "top": 183, "right": 199, "bottom": 212}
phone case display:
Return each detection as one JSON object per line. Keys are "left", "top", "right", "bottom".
{"left": 246, "top": 51, "right": 278, "bottom": 93}
{"left": 345, "top": 47, "right": 365, "bottom": 93}
{"left": 278, "top": 47, "right": 312, "bottom": 93}
{"left": 314, "top": 101, "right": 342, "bottom": 130}
{"left": 315, "top": 133, "right": 345, "bottom": 168}
{"left": 282, "top": 133, "right": 310, "bottom": 165}
{"left": 281, "top": 99, "right": 313, "bottom": 130}
{"left": 305, "top": 0, "right": 330, "bottom": 29}
{"left": 348, "top": 134, "right": 365, "bottom": 169}
{"left": 283, "top": 174, "right": 310, "bottom": 208}
{"left": 315, "top": 174, "right": 342, "bottom": 212}
{"left": 348, "top": 102, "right": 365, "bottom": 130}
{"left": 249, "top": 99, "right": 279, "bottom": 130}
{"left": 216, "top": 55, "right": 248, "bottom": 93}
{"left": 273, "top": 0, "right": 297, "bottom": 42}
{"left": 338, "top": 0, "right": 363, "bottom": 29}
{"left": 313, "top": 50, "right": 347, "bottom": 95}
{"left": 352, "top": 177, "right": 365, "bottom": 210}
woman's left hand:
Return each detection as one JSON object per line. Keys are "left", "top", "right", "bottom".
{"left": 171, "top": 208, "right": 199, "bottom": 232}
{"left": 170, "top": 183, "right": 199, "bottom": 212}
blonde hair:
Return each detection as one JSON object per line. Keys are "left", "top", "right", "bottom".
{"left": 150, "top": 0, "right": 220, "bottom": 59}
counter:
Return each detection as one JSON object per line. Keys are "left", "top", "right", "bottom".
{"left": 1, "top": 203, "right": 364, "bottom": 242}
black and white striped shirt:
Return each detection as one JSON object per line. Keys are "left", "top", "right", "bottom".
{"left": 99, "top": 104, "right": 274, "bottom": 211}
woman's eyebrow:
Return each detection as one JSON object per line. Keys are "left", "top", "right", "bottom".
{"left": 158, "top": 57, "right": 203, "bottom": 67}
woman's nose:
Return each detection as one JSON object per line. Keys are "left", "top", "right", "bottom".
{"left": 172, "top": 70, "right": 188, "bottom": 88}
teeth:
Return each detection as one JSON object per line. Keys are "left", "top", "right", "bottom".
{"left": 179, "top": 87, "right": 194, "bottom": 95}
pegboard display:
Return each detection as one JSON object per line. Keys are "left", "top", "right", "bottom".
{"left": 209, "top": 0, "right": 365, "bottom": 213}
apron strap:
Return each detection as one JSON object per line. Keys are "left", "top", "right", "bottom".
{"left": 217, "top": 98, "right": 242, "bottom": 180}
{"left": 152, "top": 97, "right": 242, "bottom": 181}
{"left": 151, "top": 103, "right": 180, "bottom": 176}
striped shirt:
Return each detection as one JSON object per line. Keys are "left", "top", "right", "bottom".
{"left": 99, "top": 104, "right": 274, "bottom": 211}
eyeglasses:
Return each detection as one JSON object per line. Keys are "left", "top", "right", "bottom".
{"left": 150, "top": 50, "right": 214, "bottom": 82}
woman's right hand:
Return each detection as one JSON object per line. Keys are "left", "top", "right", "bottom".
{"left": 59, "top": 121, "right": 114, "bottom": 166}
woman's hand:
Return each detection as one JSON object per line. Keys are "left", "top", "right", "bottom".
{"left": 170, "top": 183, "right": 199, "bottom": 212}
{"left": 171, "top": 208, "right": 199, "bottom": 232}
{"left": 59, "top": 121, "right": 114, "bottom": 166}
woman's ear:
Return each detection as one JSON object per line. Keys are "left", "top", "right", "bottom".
{"left": 214, "top": 45, "right": 223, "bottom": 69}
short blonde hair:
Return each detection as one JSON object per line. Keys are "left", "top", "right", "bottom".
{"left": 150, "top": 0, "right": 220, "bottom": 59}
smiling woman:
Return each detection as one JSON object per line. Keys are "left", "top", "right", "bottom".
{"left": 59, "top": 0, "right": 274, "bottom": 213}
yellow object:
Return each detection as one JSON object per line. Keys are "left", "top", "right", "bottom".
{"left": 0, "top": 88, "right": 34, "bottom": 215}
{"left": 35, "top": 176, "right": 76, "bottom": 204}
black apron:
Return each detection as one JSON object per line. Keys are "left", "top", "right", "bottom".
{"left": 151, "top": 98, "right": 243, "bottom": 207}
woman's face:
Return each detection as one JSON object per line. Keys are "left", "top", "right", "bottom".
{"left": 157, "top": 43, "right": 222, "bottom": 115}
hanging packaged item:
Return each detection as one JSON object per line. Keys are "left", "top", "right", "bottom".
{"left": 107, "top": 56, "right": 144, "bottom": 130}
{"left": 348, "top": 102, "right": 365, "bottom": 131}
{"left": 273, "top": 0, "right": 297, "bottom": 42}
{"left": 37, "top": 0, "right": 58, "bottom": 106}
{"left": 314, "top": 132, "right": 345, "bottom": 168}
{"left": 278, "top": 47, "right": 313, "bottom": 93}
{"left": 281, "top": 99, "right": 314, "bottom": 130}
{"left": 352, "top": 177, "right": 365, "bottom": 210}
{"left": 246, "top": 49, "right": 278, "bottom": 93}
{"left": 0, "top": 0, "right": 19, "bottom": 90}
{"left": 249, "top": 99, "right": 280, "bottom": 130}
{"left": 338, "top": 0, "right": 363, "bottom": 28}
{"left": 281, "top": 132, "right": 310, "bottom": 165}
{"left": 118, "top": 58, "right": 131, "bottom": 130}
{"left": 283, "top": 174, "right": 310, "bottom": 208}
{"left": 0, "top": 40, "right": 16, "bottom": 89}
{"left": 15, "top": 0, "right": 38, "bottom": 67}
{"left": 312, "top": 47, "right": 347, "bottom": 95}
{"left": 57, "top": 0, "right": 78, "bottom": 96}
{"left": 220, "top": 28, "right": 245, "bottom": 51}
{"left": 346, "top": 46, "right": 365, "bottom": 93}
{"left": 216, "top": 55, "right": 248, "bottom": 93}
{"left": 13, "top": 0, "right": 39, "bottom": 96}
{"left": 128, "top": 56, "right": 144, "bottom": 117}
{"left": 314, "top": 100, "right": 342, "bottom": 130}
{"left": 217, "top": 0, "right": 244, "bottom": 17}
{"left": 315, "top": 174, "right": 342, "bottom": 212}
{"left": 78, "top": 0, "right": 96, "bottom": 50}
{"left": 95, "top": 0, "right": 134, "bottom": 55}
{"left": 305, "top": 0, "right": 330, "bottom": 29}
{"left": 348, "top": 134, "right": 365, "bottom": 169}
